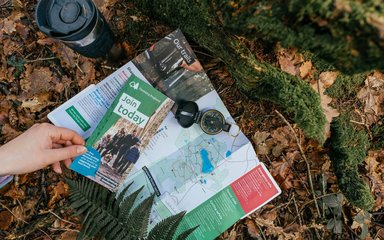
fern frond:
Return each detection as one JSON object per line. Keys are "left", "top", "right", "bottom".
{"left": 67, "top": 178, "right": 196, "bottom": 240}
{"left": 125, "top": 194, "right": 155, "bottom": 238}
{"left": 147, "top": 211, "right": 186, "bottom": 240}
{"left": 176, "top": 225, "right": 199, "bottom": 240}
{"left": 119, "top": 186, "right": 144, "bottom": 223}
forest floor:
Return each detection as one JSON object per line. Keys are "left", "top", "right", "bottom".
{"left": 0, "top": 1, "right": 384, "bottom": 240}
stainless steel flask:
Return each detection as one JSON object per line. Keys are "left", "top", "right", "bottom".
{"left": 35, "top": 0, "right": 115, "bottom": 58}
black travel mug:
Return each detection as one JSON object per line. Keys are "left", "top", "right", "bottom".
{"left": 35, "top": 0, "right": 115, "bottom": 58}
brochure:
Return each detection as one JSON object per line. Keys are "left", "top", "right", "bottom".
{"left": 0, "top": 175, "right": 13, "bottom": 189}
{"left": 71, "top": 76, "right": 174, "bottom": 191}
{"left": 48, "top": 29, "right": 281, "bottom": 240}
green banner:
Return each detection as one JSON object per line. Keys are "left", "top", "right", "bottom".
{"left": 176, "top": 186, "right": 245, "bottom": 240}
{"left": 65, "top": 106, "right": 91, "bottom": 131}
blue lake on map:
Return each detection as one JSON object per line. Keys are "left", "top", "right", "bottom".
{"left": 226, "top": 150, "right": 232, "bottom": 157}
{"left": 200, "top": 148, "right": 214, "bottom": 173}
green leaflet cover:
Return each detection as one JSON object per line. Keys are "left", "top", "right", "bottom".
{"left": 71, "top": 75, "right": 174, "bottom": 191}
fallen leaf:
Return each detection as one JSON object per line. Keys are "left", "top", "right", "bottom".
{"left": 357, "top": 71, "right": 384, "bottom": 126}
{"left": 15, "top": 22, "right": 29, "bottom": 39}
{"left": 367, "top": 13, "right": 384, "bottom": 39}
{"left": 276, "top": 44, "right": 305, "bottom": 76}
{"left": 21, "top": 66, "right": 53, "bottom": 95}
{"left": 365, "top": 150, "right": 384, "bottom": 211}
{"left": 51, "top": 43, "right": 78, "bottom": 68}
{"left": 76, "top": 60, "right": 96, "bottom": 89}
{"left": 351, "top": 211, "right": 372, "bottom": 239}
{"left": 245, "top": 219, "right": 260, "bottom": 238}
{"left": 270, "top": 158, "right": 294, "bottom": 190}
{"left": 228, "top": 228, "right": 237, "bottom": 240}
{"left": 21, "top": 92, "right": 52, "bottom": 113}
{"left": 311, "top": 72, "right": 340, "bottom": 139}
{"left": 48, "top": 181, "right": 69, "bottom": 207}
{"left": 255, "top": 217, "right": 300, "bottom": 240}
{"left": 299, "top": 61, "right": 312, "bottom": 78}
{"left": 1, "top": 123, "right": 22, "bottom": 142}
{"left": 319, "top": 71, "right": 339, "bottom": 88}
{"left": 60, "top": 231, "right": 78, "bottom": 240}
{"left": 0, "top": 210, "right": 13, "bottom": 230}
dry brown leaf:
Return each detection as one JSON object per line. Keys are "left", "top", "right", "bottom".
{"left": 15, "top": 22, "right": 29, "bottom": 39}
{"left": 21, "top": 92, "right": 52, "bottom": 113}
{"left": 245, "top": 219, "right": 260, "bottom": 238}
{"left": 21, "top": 66, "right": 53, "bottom": 95}
{"left": 357, "top": 71, "right": 384, "bottom": 126}
{"left": 1, "top": 123, "right": 22, "bottom": 142}
{"left": 299, "top": 61, "right": 312, "bottom": 78}
{"left": 77, "top": 60, "right": 96, "bottom": 89}
{"left": 37, "top": 38, "right": 57, "bottom": 46}
{"left": 367, "top": 13, "right": 384, "bottom": 39}
{"left": 276, "top": 44, "right": 305, "bottom": 76}
{"left": 255, "top": 217, "right": 300, "bottom": 240}
{"left": 365, "top": 150, "right": 384, "bottom": 211}
{"left": 51, "top": 43, "right": 78, "bottom": 68}
{"left": 0, "top": 210, "right": 13, "bottom": 230}
{"left": 48, "top": 181, "right": 69, "bottom": 208}
{"left": 228, "top": 228, "right": 237, "bottom": 240}
{"left": 319, "top": 71, "right": 339, "bottom": 88}
{"left": 60, "top": 231, "right": 78, "bottom": 240}
{"left": 2, "top": 18, "right": 16, "bottom": 35}
{"left": 311, "top": 72, "right": 340, "bottom": 139}
{"left": 270, "top": 158, "right": 294, "bottom": 190}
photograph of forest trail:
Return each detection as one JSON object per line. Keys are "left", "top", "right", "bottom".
{"left": 1, "top": 0, "right": 384, "bottom": 239}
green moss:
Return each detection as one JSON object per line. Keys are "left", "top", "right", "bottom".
{"left": 329, "top": 114, "right": 374, "bottom": 210}
{"left": 128, "top": 0, "right": 327, "bottom": 143}
{"left": 326, "top": 73, "right": 366, "bottom": 100}
{"left": 212, "top": 0, "right": 384, "bottom": 73}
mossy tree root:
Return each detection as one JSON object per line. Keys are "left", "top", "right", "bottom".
{"left": 329, "top": 114, "right": 374, "bottom": 210}
{"left": 129, "top": 0, "right": 326, "bottom": 143}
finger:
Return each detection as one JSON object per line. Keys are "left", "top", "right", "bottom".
{"left": 45, "top": 145, "right": 87, "bottom": 164}
{"left": 53, "top": 140, "right": 73, "bottom": 146}
{"left": 63, "top": 158, "right": 73, "bottom": 168}
{"left": 51, "top": 162, "right": 62, "bottom": 174}
{"left": 52, "top": 143, "right": 63, "bottom": 149}
{"left": 50, "top": 126, "right": 85, "bottom": 145}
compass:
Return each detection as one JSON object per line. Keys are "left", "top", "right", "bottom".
{"left": 175, "top": 101, "right": 238, "bottom": 135}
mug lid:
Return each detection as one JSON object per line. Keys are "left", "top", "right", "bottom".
{"left": 36, "top": 0, "right": 95, "bottom": 37}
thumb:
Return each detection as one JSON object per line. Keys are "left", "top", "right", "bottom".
{"left": 46, "top": 145, "right": 87, "bottom": 163}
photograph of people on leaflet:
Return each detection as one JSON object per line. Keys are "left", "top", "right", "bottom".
{"left": 132, "top": 29, "right": 214, "bottom": 102}
{"left": 116, "top": 141, "right": 141, "bottom": 174}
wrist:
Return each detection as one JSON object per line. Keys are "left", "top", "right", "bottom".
{"left": 0, "top": 144, "right": 16, "bottom": 176}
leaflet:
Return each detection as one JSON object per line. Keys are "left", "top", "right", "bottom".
{"left": 0, "top": 175, "right": 13, "bottom": 189}
{"left": 48, "top": 62, "right": 147, "bottom": 139}
{"left": 71, "top": 76, "right": 174, "bottom": 191}
{"left": 49, "top": 29, "right": 281, "bottom": 240}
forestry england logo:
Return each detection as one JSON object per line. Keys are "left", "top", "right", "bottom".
{"left": 129, "top": 81, "right": 139, "bottom": 90}
{"left": 113, "top": 93, "right": 149, "bottom": 128}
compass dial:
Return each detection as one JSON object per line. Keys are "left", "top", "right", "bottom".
{"left": 200, "top": 110, "right": 225, "bottom": 135}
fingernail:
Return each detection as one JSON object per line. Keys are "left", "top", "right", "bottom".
{"left": 77, "top": 146, "right": 87, "bottom": 154}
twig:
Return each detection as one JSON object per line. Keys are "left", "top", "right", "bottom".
{"left": 101, "top": 65, "right": 119, "bottom": 70}
{"left": 275, "top": 109, "right": 321, "bottom": 216}
{"left": 48, "top": 210, "right": 77, "bottom": 226}
{"left": 26, "top": 57, "right": 57, "bottom": 63}
{"left": 0, "top": 201, "right": 28, "bottom": 224}
{"left": 350, "top": 119, "right": 366, "bottom": 126}
{"left": 49, "top": 227, "right": 80, "bottom": 232}
{"left": 299, "top": 192, "right": 340, "bottom": 213}
{"left": 254, "top": 221, "right": 267, "bottom": 240}
{"left": 37, "top": 228, "right": 53, "bottom": 240}
{"left": 292, "top": 193, "right": 303, "bottom": 227}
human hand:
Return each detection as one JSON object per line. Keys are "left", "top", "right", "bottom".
{"left": 0, "top": 123, "right": 87, "bottom": 175}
